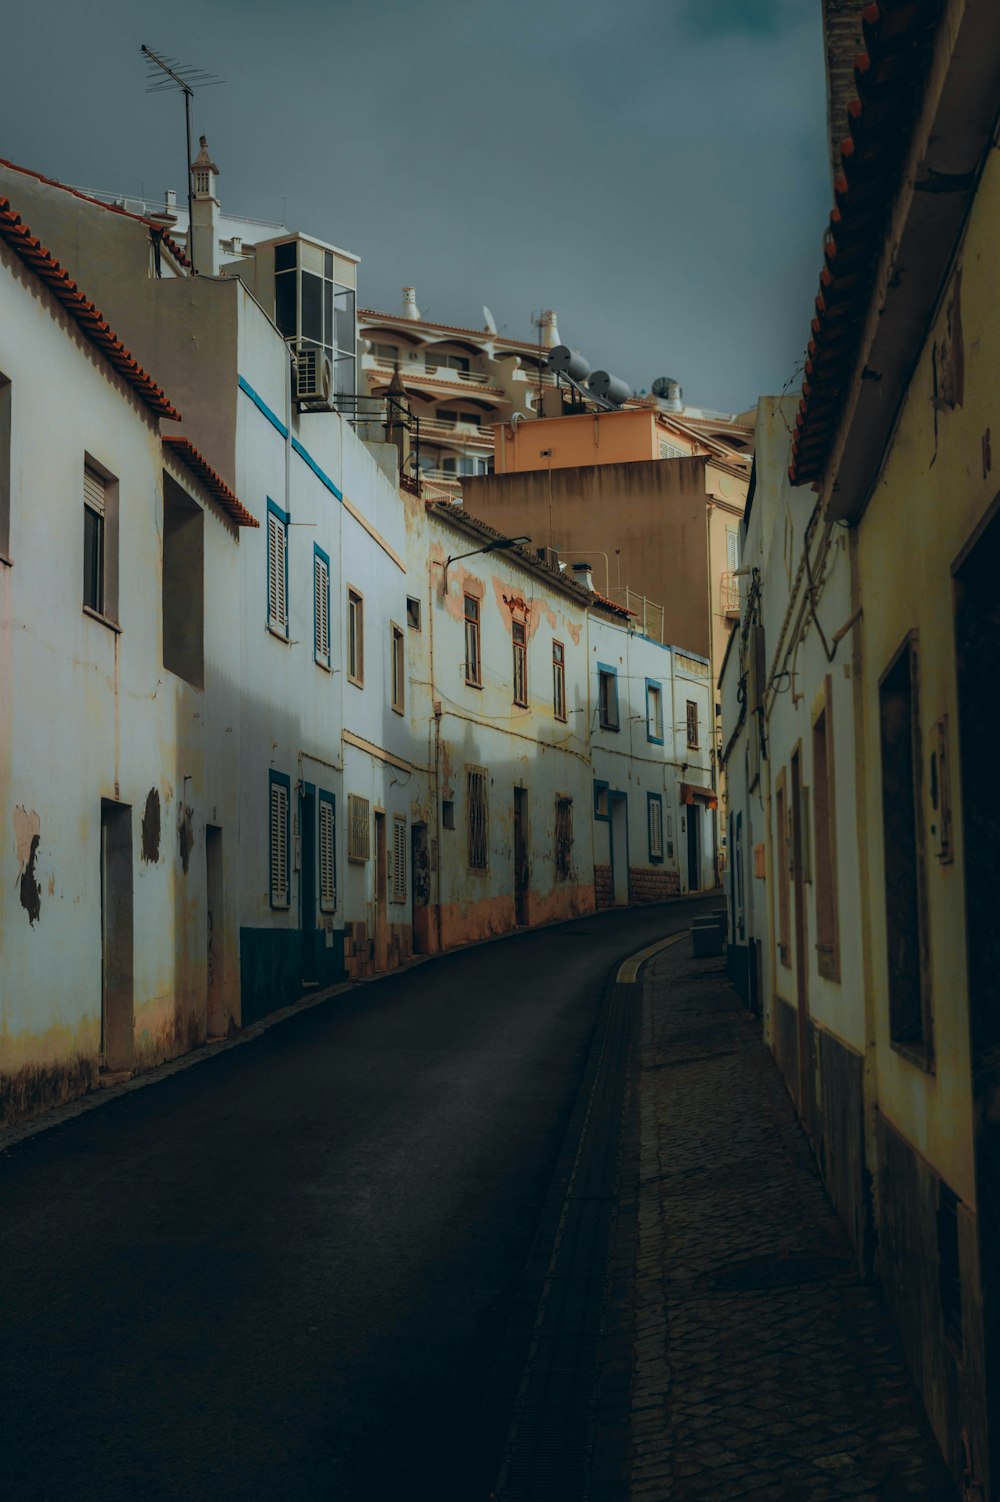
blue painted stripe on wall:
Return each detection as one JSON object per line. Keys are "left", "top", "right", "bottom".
{"left": 291, "top": 437, "right": 343, "bottom": 502}
{"left": 238, "top": 375, "right": 288, "bottom": 439}
{"left": 238, "top": 375, "right": 344, "bottom": 503}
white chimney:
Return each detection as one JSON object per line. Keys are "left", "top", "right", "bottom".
{"left": 189, "top": 136, "right": 221, "bottom": 276}
{"left": 539, "top": 310, "right": 560, "bottom": 348}
{"left": 165, "top": 190, "right": 177, "bottom": 210}
{"left": 571, "top": 561, "right": 594, "bottom": 591}
{"left": 402, "top": 287, "right": 421, "bottom": 320}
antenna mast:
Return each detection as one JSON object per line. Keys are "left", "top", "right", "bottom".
{"left": 141, "top": 44, "right": 223, "bottom": 275}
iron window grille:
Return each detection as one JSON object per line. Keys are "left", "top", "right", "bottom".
{"left": 467, "top": 766, "right": 488, "bottom": 870}
{"left": 555, "top": 797, "right": 573, "bottom": 879}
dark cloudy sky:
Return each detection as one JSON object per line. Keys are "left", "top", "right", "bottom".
{"left": 2, "top": 0, "right": 830, "bottom": 414}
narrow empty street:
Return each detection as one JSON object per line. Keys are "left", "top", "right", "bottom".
{"left": 0, "top": 900, "right": 715, "bottom": 1502}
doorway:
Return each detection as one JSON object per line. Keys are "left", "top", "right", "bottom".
{"left": 686, "top": 803, "right": 701, "bottom": 892}
{"left": 790, "top": 747, "right": 812, "bottom": 1133}
{"left": 374, "top": 810, "right": 389, "bottom": 971}
{"left": 513, "top": 787, "right": 529, "bottom": 926}
{"left": 205, "top": 824, "right": 225, "bottom": 1037}
{"left": 300, "top": 786, "right": 318, "bottom": 985}
{"left": 954, "top": 504, "right": 1000, "bottom": 1493}
{"left": 411, "top": 821, "right": 431, "bottom": 953}
{"left": 609, "top": 792, "right": 629, "bottom": 905}
{"left": 100, "top": 800, "right": 134, "bottom": 1074}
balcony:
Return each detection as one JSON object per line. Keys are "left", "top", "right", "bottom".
{"left": 719, "top": 572, "right": 741, "bottom": 619}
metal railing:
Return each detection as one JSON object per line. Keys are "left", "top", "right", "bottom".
{"left": 605, "top": 587, "right": 665, "bottom": 643}
{"left": 719, "top": 571, "right": 741, "bottom": 615}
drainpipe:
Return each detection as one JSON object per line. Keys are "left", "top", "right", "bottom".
{"left": 706, "top": 497, "right": 721, "bottom": 885}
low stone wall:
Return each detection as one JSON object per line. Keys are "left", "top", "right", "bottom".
{"left": 628, "top": 866, "right": 680, "bottom": 903}
{"left": 594, "top": 865, "right": 613, "bottom": 909}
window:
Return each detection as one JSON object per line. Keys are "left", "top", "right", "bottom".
{"left": 686, "top": 699, "right": 699, "bottom": 749}
{"left": 776, "top": 771, "right": 790, "bottom": 967}
{"left": 427, "top": 351, "right": 469, "bottom": 373}
{"left": 812, "top": 676, "right": 840, "bottom": 981}
{"left": 269, "top": 773, "right": 290, "bottom": 908}
{"left": 464, "top": 594, "right": 481, "bottom": 686}
{"left": 392, "top": 815, "right": 407, "bottom": 902}
{"left": 467, "top": 766, "right": 488, "bottom": 870}
{"left": 0, "top": 372, "right": 10, "bottom": 559}
{"left": 594, "top": 780, "right": 610, "bottom": 820}
{"left": 83, "top": 461, "right": 118, "bottom": 621}
{"left": 273, "top": 238, "right": 356, "bottom": 406}
{"left": 646, "top": 681, "right": 664, "bottom": 744}
{"left": 348, "top": 793, "right": 371, "bottom": 862}
{"left": 373, "top": 342, "right": 399, "bottom": 363}
{"left": 553, "top": 641, "right": 566, "bottom": 721}
{"left": 314, "top": 546, "right": 331, "bottom": 667}
{"left": 319, "top": 793, "right": 336, "bottom": 912}
{"left": 406, "top": 595, "right": 421, "bottom": 631}
{"left": 437, "top": 409, "right": 481, "bottom": 427}
{"left": 348, "top": 586, "right": 364, "bottom": 686}
{"left": 391, "top": 622, "right": 405, "bottom": 713}
{"left": 162, "top": 472, "right": 204, "bottom": 688}
{"left": 879, "top": 635, "right": 931, "bottom": 1058}
{"left": 267, "top": 500, "right": 289, "bottom": 636}
{"left": 598, "top": 665, "right": 619, "bottom": 730}
{"left": 648, "top": 794, "right": 664, "bottom": 863}
{"left": 442, "top": 799, "right": 455, "bottom": 830}
{"left": 512, "top": 620, "right": 528, "bottom": 706}
{"left": 555, "top": 797, "right": 573, "bottom": 880}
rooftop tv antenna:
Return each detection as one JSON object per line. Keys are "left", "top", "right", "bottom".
{"left": 141, "top": 44, "right": 224, "bottom": 274}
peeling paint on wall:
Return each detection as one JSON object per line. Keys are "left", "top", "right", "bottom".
{"left": 178, "top": 804, "right": 194, "bottom": 874}
{"left": 13, "top": 805, "right": 41, "bottom": 925}
{"left": 141, "top": 787, "right": 161, "bottom": 863}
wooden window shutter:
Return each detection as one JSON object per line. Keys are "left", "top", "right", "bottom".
{"left": 270, "top": 781, "right": 289, "bottom": 907}
{"left": 392, "top": 815, "right": 406, "bottom": 901}
{"left": 319, "top": 798, "right": 336, "bottom": 911}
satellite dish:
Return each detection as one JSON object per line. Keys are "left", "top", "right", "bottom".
{"left": 483, "top": 305, "right": 497, "bottom": 335}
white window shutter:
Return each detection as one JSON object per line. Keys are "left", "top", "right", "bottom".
{"left": 269, "top": 514, "right": 287, "bottom": 630}
{"left": 727, "top": 527, "right": 740, "bottom": 573}
{"left": 84, "top": 466, "right": 106, "bottom": 517}
{"left": 271, "top": 782, "right": 289, "bottom": 906}
{"left": 315, "top": 555, "right": 330, "bottom": 660}
{"left": 319, "top": 799, "right": 336, "bottom": 911}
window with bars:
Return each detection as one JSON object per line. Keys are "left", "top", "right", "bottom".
{"left": 314, "top": 546, "right": 331, "bottom": 667}
{"left": 347, "top": 794, "right": 371, "bottom": 862}
{"left": 319, "top": 793, "right": 336, "bottom": 912}
{"left": 646, "top": 681, "right": 664, "bottom": 744}
{"left": 267, "top": 501, "right": 289, "bottom": 636}
{"left": 348, "top": 586, "right": 364, "bottom": 685}
{"left": 269, "top": 773, "right": 290, "bottom": 908}
{"left": 648, "top": 793, "right": 664, "bottom": 863}
{"left": 391, "top": 623, "right": 405, "bottom": 713}
{"left": 464, "top": 594, "right": 481, "bottom": 686}
{"left": 598, "top": 665, "right": 619, "bottom": 730}
{"left": 686, "top": 699, "right": 699, "bottom": 748}
{"left": 392, "top": 814, "right": 407, "bottom": 902}
{"left": 553, "top": 641, "right": 566, "bottom": 721}
{"left": 467, "top": 766, "right": 488, "bottom": 870}
{"left": 555, "top": 797, "right": 573, "bottom": 880}
{"left": 512, "top": 619, "right": 528, "bottom": 706}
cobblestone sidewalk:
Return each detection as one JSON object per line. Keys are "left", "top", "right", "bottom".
{"left": 629, "top": 942, "right": 957, "bottom": 1501}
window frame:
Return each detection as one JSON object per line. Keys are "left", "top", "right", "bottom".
{"left": 347, "top": 585, "right": 364, "bottom": 687}
{"left": 512, "top": 618, "right": 528, "bottom": 707}
{"left": 0, "top": 372, "right": 10, "bottom": 562}
{"left": 269, "top": 770, "right": 291, "bottom": 910}
{"left": 391, "top": 621, "right": 405, "bottom": 714}
{"left": 686, "top": 698, "right": 700, "bottom": 749}
{"left": 464, "top": 592, "right": 482, "bottom": 687}
{"left": 318, "top": 790, "right": 337, "bottom": 913}
{"left": 83, "top": 457, "right": 120, "bottom": 626}
{"left": 646, "top": 679, "right": 664, "bottom": 745}
{"left": 552, "top": 640, "right": 567, "bottom": 722}
{"left": 811, "top": 675, "right": 840, "bottom": 982}
{"left": 406, "top": 595, "right": 421, "bottom": 631}
{"left": 647, "top": 793, "right": 664, "bottom": 864}
{"left": 266, "top": 498, "right": 290, "bottom": 639}
{"left": 313, "top": 544, "right": 331, "bottom": 669}
{"left": 593, "top": 779, "right": 610, "bottom": 821}
{"left": 597, "top": 663, "right": 619, "bottom": 731}
{"left": 775, "top": 768, "right": 791, "bottom": 968}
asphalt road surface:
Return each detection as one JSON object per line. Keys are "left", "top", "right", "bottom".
{"left": 1, "top": 898, "right": 719, "bottom": 1502}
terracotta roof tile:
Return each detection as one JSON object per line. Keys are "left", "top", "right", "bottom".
{"left": 790, "top": 0, "right": 944, "bottom": 486}
{"left": 0, "top": 197, "right": 181, "bottom": 421}
{"left": 162, "top": 437, "right": 258, "bottom": 528}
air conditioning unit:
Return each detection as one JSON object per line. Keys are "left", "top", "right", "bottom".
{"left": 294, "top": 348, "right": 335, "bottom": 409}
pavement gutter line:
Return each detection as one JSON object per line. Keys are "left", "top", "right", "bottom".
{"left": 616, "top": 930, "right": 686, "bottom": 985}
